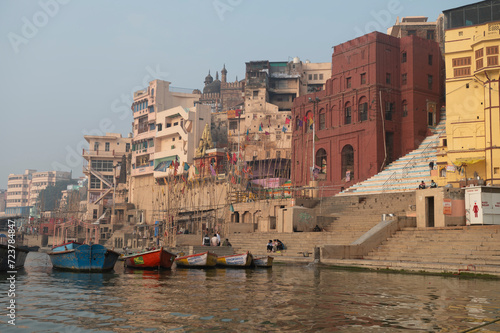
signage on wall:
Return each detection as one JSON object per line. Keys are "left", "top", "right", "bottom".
{"left": 443, "top": 199, "right": 452, "bottom": 215}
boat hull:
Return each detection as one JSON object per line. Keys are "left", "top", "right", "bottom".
{"left": 123, "top": 247, "right": 176, "bottom": 269}
{"left": 0, "top": 244, "right": 29, "bottom": 271}
{"left": 48, "top": 244, "right": 120, "bottom": 272}
{"left": 253, "top": 256, "right": 273, "bottom": 268}
{"left": 175, "top": 251, "right": 217, "bottom": 268}
{"left": 217, "top": 252, "right": 253, "bottom": 267}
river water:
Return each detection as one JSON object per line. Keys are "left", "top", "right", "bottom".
{"left": 1, "top": 252, "right": 500, "bottom": 332}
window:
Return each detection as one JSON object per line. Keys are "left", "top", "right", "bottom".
{"left": 476, "top": 48, "right": 484, "bottom": 58}
{"left": 319, "top": 74, "right": 323, "bottom": 80}
{"left": 90, "top": 175, "right": 101, "bottom": 189}
{"left": 427, "top": 30, "right": 435, "bottom": 40}
{"left": 428, "top": 75, "right": 433, "bottom": 90}
{"left": 344, "top": 103, "right": 352, "bottom": 125}
{"left": 477, "top": 58, "right": 484, "bottom": 69}
{"left": 296, "top": 117, "right": 301, "bottom": 130}
{"left": 402, "top": 73, "right": 407, "bottom": 85}
{"left": 157, "top": 123, "right": 162, "bottom": 131}
{"left": 266, "top": 151, "right": 270, "bottom": 158}
{"left": 487, "top": 56, "right": 498, "bottom": 66}
{"left": 93, "top": 142, "right": 99, "bottom": 151}
{"left": 229, "top": 120, "right": 237, "bottom": 130}
{"left": 341, "top": 145, "right": 354, "bottom": 181}
{"left": 386, "top": 73, "right": 391, "bottom": 84}
{"left": 359, "top": 100, "right": 368, "bottom": 122}
{"left": 276, "top": 151, "right": 281, "bottom": 159}
{"left": 253, "top": 91, "right": 258, "bottom": 99}
{"left": 454, "top": 67, "right": 471, "bottom": 77}
{"left": 428, "top": 54, "right": 433, "bottom": 65}
{"left": 166, "top": 123, "right": 171, "bottom": 128}
{"left": 346, "top": 77, "right": 351, "bottom": 88}
{"left": 308, "top": 74, "right": 312, "bottom": 80}
{"left": 486, "top": 46, "right": 499, "bottom": 55}
{"left": 402, "top": 101, "right": 408, "bottom": 117}
{"left": 452, "top": 57, "right": 471, "bottom": 67}
{"left": 316, "top": 148, "right": 327, "bottom": 174}
{"left": 105, "top": 142, "right": 110, "bottom": 152}
{"left": 173, "top": 122, "right": 178, "bottom": 126}
{"left": 360, "top": 73, "right": 366, "bottom": 85}
{"left": 314, "top": 74, "right": 318, "bottom": 80}
{"left": 401, "top": 52, "right": 407, "bottom": 63}
{"left": 125, "top": 143, "right": 130, "bottom": 152}
{"left": 319, "top": 112, "right": 326, "bottom": 130}
{"left": 407, "top": 30, "right": 416, "bottom": 36}
{"left": 91, "top": 160, "right": 113, "bottom": 172}
{"left": 385, "top": 102, "right": 394, "bottom": 121}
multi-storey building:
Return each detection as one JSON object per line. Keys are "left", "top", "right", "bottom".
{"left": 83, "top": 133, "right": 132, "bottom": 222}
{"left": 436, "top": 0, "right": 500, "bottom": 187}
{"left": 129, "top": 80, "right": 202, "bottom": 224}
{"left": 387, "top": 16, "right": 445, "bottom": 54}
{"left": 229, "top": 58, "right": 330, "bottom": 187}
{"left": 153, "top": 103, "right": 211, "bottom": 180}
{"left": 292, "top": 32, "right": 443, "bottom": 196}
{"left": 131, "top": 80, "right": 201, "bottom": 178}
{"left": 199, "top": 65, "right": 245, "bottom": 112}
{"left": 0, "top": 189, "right": 6, "bottom": 212}
{"left": 6, "top": 169, "right": 71, "bottom": 215}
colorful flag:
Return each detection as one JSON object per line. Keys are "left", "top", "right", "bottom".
{"left": 314, "top": 134, "right": 320, "bottom": 142}
{"left": 195, "top": 166, "right": 199, "bottom": 175}
{"left": 282, "top": 126, "right": 287, "bottom": 133}
{"left": 246, "top": 128, "right": 249, "bottom": 136}
{"left": 227, "top": 152, "right": 231, "bottom": 161}
{"left": 210, "top": 164, "right": 216, "bottom": 176}
{"left": 232, "top": 153, "right": 237, "bottom": 164}
{"left": 259, "top": 123, "right": 262, "bottom": 131}
{"left": 184, "top": 162, "right": 189, "bottom": 171}
{"left": 265, "top": 131, "right": 269, "bottom": 135}
{"left": 285, "top": 118, "right": 290, "bottom": 125}
{"left": 298, "top": 119, "right": 303, "bottom": 127}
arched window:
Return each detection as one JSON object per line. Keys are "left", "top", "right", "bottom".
{"left": 402, "top": 100, "right": 408, "bottom": 117}
{"left": 345, "top": 102, "right": 352, "bottom": 125}
{"left": 319, "top": 108, "right": 326, "bottom": 130}
{"left": 306, "top": 111, "right": 313, "bottom": 133}
{"left": 296, "top": 116, "right": 301, "bottom": 131}
{"left": 440, "top": 167, "right": 446, "bottom": 178}
{"left": 316, "top": 148, "right": 327, "bottom": 174}
{"left": 341, "top": 145, "right": 354, "bottom": 180}
{"left": 151, "top": 88, "right": 154, "bottom": 97}
{"left": 358, "top": 97, "right": 368, "bottom": 122}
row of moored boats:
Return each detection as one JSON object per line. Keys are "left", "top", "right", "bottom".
{"left": 42, "top": 242, "right": 272, "bottom": 272}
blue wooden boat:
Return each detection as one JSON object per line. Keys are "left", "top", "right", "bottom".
{"left": 48, "top": 242, "right": 120, "bottom": 272}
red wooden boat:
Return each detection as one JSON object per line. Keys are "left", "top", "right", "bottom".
{"left": 122, "top": 247, "right": 176, "bottom": 270}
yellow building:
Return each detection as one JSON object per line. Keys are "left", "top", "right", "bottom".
{"left": 437, "top": 1, "right": 500, "bottom": 187}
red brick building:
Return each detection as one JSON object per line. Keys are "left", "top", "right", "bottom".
{"left": 291, "top": 32, "right": 443, "bottom": 196}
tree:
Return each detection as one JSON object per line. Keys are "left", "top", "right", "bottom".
{"left": 38, "top": 179, "right": 77, "bottom": 212}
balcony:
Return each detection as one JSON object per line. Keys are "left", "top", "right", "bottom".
{"left": 131, "top": 164, "right": 153, "bottom": 177}
{"left": 82, "top": 149, "right": 126, "bottom": 159}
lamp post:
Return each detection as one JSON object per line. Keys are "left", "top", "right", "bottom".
{"left": 308, "top": 97, "right": 321, "bottom": 181}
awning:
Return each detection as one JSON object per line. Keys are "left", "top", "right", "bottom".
{"left": 454, "top": 157, "right": 485, "bottom": 165}
{"left": 154, "top": 155, "right": 179, "bottom": 171}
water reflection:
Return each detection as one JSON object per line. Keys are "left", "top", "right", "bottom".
{"left": 1, "top": 253, "right": 500, "bottom": 332}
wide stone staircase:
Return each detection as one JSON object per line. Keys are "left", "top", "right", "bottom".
{"left": 340, "top": 114, "right": 446, "bottom": 195}
{"left": 323, "top": 225, "right": 500, "bottom": 276}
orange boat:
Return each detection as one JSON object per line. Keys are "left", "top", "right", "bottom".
{"left": 122, "top": 247, "right": 176, "bottom": 270}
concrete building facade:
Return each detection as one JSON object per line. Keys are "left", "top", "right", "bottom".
{"left": 436, "top": 1, "right": 500, "bottom": 187}
{"left": 292, "top": 32, "right": 443, "bottom": 196}
{"left": 83, "top": 133, "right": 132, "bottom": 222}
{"left": 6, "top": 169, "right": 71, "bottom": 215}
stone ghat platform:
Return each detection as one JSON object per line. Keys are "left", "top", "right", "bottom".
{"left": 230, "top": 226, "right": 500, "bottom": 277}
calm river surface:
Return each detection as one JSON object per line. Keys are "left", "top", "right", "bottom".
{"left": 1, "top": 252, "right": 500, "bottom": 332}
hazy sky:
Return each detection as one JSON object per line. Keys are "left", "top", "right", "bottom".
{"left": 0, "top": 0, "right": 472, "bottom": 188}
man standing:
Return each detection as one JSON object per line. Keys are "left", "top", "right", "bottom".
{"left": 211, "top": 234, "right": 218, "bottom": 247}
